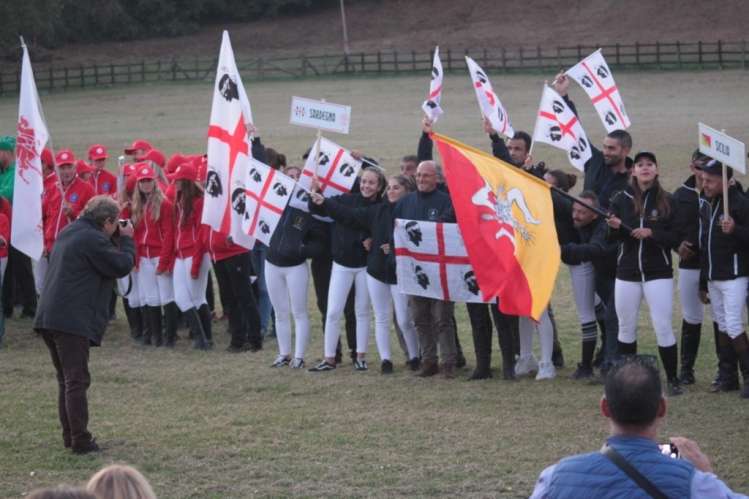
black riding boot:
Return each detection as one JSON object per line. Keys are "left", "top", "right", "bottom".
{"left": 491, "top": 303, "right": 518, "bottom": 381}
{"left": 184, "top": 307, "right": 210, "bottom": 350}
{"left": 711, "top": 332, "right": 739, "bottom": 393}
{"left": 467, "top": 304, "right": 493, "bottom": 381}
{"left": 163, "top": 302, "right": 178, "bottom": 347}
{"left": 732, "top": 332, "right": 749, "bottom": 399}
{"left": 679, "top": 320, "right": 702, "bottom": 384}
{"left": 147, "top": 306, "right": 163, "bottom": 347}
{"left": 124, "top": 299, "right": 142, "bottom": 341}
{"left": 137, "top": 306, "right": 151, "bottom": 345}
{"left": 198, "top": 304, "right": 214, "bottom": 348}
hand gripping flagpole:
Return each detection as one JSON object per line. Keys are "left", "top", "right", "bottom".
{"left": 550, "top": 185, "right": 634, "bottom": 232}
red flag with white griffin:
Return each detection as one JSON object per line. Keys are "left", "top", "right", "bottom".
{"left": 566, "top": 49, "right": 631, "bottom": 132}
{"left": 531, "top": 85, "right": 592, "bottom": 171}
{"left": 13, "top": 42, "right": 50, "bottom": 260}
{"left": 241, "top": 158, "right": 295, "bottom": 245}
{"left": 421, "top": 47, "right": 444, "bottom": 122}
{"left": 203, "top": 30, "right": 255, "bottom": 249}
{"left": 465, "top": 57, "right": 514, "bottom": 138}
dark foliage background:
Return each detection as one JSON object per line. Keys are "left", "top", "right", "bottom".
{"left": 1, "top": 0, "right": 343, "bottom": 58}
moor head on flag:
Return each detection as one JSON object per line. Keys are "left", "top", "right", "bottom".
{"left": 218, "top": 71, "right": 239, "bottom": 102}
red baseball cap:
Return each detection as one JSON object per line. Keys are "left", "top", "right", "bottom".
{"left": 56, "top": 150, "right": 74, "bottom": 166}
{"left": 124, "top": 140, "right": 153, "bottom": 155}
{"left": 140, "top": 149, "right": 166, "bottom": 167}
{"left": 126, "top": 174, "right": 138, "bottom": 193}
{"left": 135, "top": 164, "right": 156, "bottom": 181}
{"left": 88, "top": 144, "right": 108, "bottom": 161}
{"left": 75, "top": 159, "right": 96, "bottom": 174}
{"left": 41, "top": 147, "right": 54, "bottom": 166}
{"left": 166, "top": 153, "right": 189, "bottom": 174}
{"left": 123, "top": 163, "right": 137, "bottom": 176}
{"left": 171, "top": 164, "right": 198, "bottom": 182}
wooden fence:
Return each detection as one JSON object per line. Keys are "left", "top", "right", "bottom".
{"left": 1, "top": 40, "right": 746, "bottom": 96}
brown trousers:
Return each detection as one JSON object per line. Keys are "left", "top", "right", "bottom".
{"left": 408, "top": 295, "right": 456, "bottom": 364}
{"left": 41, "top": 330, "right": 92, "bottom": 451}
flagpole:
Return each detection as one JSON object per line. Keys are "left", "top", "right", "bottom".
{"left": 528, "top": 82, "right": 547, "bottom": 157}
{"left": 721, "top": 129, "right": 729, "bottom": 220}
{"left": 312, "top": 98, "right": 326, "bottom": 182}
{"left": 550, "top": 185, "right": 634, "bottom": 232}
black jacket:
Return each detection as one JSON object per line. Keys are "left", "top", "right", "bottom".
{"left": 320, "top": 197, "right": 399, "bottom": 284}
{"left": 673, "top": 175, "right": 707, "bottom": 271}
{"left": 309, "top": 192, "right": 375, "bottom": 269}
{"left": 564, "top": 95, "right": 632, "bottom": 209}
{"left": 561, "top": 215, "right": 618, "bottom": 281}
{"left": 606, "top": 185, "right": 682, "bottom": 282}
{"left": 265, "top": 206, "right": 328, "bottom": 267}
{"left": 34, "top": 217, "right": 136, "bottom": 346}
{"left": 392, "top": 188, "right": 453, "bottom": 223}
{"left": 699, "top": 184, "right": 749, "bottom": 285}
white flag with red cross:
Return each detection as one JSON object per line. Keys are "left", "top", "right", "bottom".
{"left": 203, "top": 30, "right": 255, "bottom": 249}
{"left": 13, "top": 43, "right": 50, "bottom": 261}
{"left": 394, "top": 219, "right": 490, "bottom": 303}
{"left": 288, "top": 137, "right": 362, "bottom": 217}
{"left": 240, "top": 158, "right": 295, "bottom": 245}
{"left": 532, "top": 85, "right": 593, "bottom": 171}
{"left": 465, "top": 57, "right": 514, "bottom": 138}
{"left": 566, "top": 49, "right": 631, "bottom": 132}
{"left": 421, "top": 47, "right": 444, "bottom": 122}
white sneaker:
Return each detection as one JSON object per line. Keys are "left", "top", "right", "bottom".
{"left": 290, "top": 358, "right": 306, "bottom": 369}
{"left": 536, "top": 361, "right": 556, "bottom": 380}
{"left": 515, "top": 354, "right": 539, "bottom": 375}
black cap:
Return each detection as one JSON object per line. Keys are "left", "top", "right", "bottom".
{"left": 697, "top": 158, "right": 732, "bottom": 179}
{"left": 634, "top": 150, "right": 657, "bottom": 164}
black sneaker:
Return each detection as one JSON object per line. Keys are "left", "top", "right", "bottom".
{"left": 270, "top": 355, "right": 291, "bottom": 367}
{"left": 571, "top": 363, "right": 594, "bottom": 380}
{"left": 308, "top": 360, "right": 336, "bottom": 372}
{"left": 72, "top": 439, "right": 100, "bottom": 455}
{"left": 679, "top": 369, "right": 695, "bottom": 385}
{"left": 381, "top": 360, "right": 393, "bottom": 374}
{"left": 354, "top": 359, "right": 369, "bottom": 371}
{"left": 408, "top": 358, "right": 421, "bottom": 372}
{"left": 226, "top": 344, "right": 250, "bottom": 353}
{"left": 668, "top": 377, "right": 683, "bottom": 396}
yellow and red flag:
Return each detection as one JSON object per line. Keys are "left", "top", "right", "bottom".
{"left": 431, "top": 132, "right": 559, "bottom": 320}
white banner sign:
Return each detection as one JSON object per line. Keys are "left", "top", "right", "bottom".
{"left": 290, "top": 97, "right": 351, "bottom": 134}
{"left": 698, "top": 123, "right": 746, "bottom": 174}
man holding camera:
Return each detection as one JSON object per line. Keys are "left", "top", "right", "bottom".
{"left": 34, "top": 196, "right": 135, "bottom": 454}
{"left": 529, "top": 356, "right": 747, "bottom": 498}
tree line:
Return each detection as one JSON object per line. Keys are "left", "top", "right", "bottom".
{"left": 1, "top": 0, "right": 343, "bottom": 60}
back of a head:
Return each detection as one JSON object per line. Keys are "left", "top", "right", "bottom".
{"left": 87, "top": 465, "right": 157, "bottom": 499}
{"left": 605, "top": 357, "right": 662, "bottom": 427}
{"left": 27, "top": 488, "right": 100, "bottom": 499}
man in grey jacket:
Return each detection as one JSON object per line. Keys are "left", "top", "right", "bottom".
{"left": 34, "top": 196, "right": 135, "bottom": 454}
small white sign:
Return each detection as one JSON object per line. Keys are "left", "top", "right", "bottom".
{"left": 698, "top": 123, "right": 746, "bottom": 174}
{"left": 290, "top": 97, "right": 351, "bottom": 134}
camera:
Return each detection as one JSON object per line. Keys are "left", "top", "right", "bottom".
{"left": 658, "top": 443, "right": 679, "bottom": 458}
{"left": 119, "top": 219, "right": 129, "bottom": 228}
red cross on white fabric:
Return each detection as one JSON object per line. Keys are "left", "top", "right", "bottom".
{"left": 580, "top": 62, "right": 626, "bottom": 125}
{"left": 245, "top": 169, "right": 284, "bottom": 236}
{"left": 208, "top": 116, "right": 248, "bottom": 170}
{"left": 539, "top": 111, "right": 580, "bottom": 141}
{"left": 395, "top": 224, "right": 470, "bottom": 301}
{"left": 301, "top": 148, "right": 350, "bottom": 193}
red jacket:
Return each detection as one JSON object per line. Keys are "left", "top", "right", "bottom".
{"left": 133, "top": 199, "right": 174, "bottom": 272}
{"left": 173, "top": 197, "right": 207, "bottom": 276}
{"left": 207, "top": 230, "right": 249, "bottom": 263}
{"left": 90, "top": 169, "right": 118, "bottom": 196}
{"left": 42, "top": 178, "right": 95, "bottom": 252}
{"left": 0, "top": 213, "right": 9, "bottom": 259}
{"left": 42, "top": 172, "right": 57, "bottom": 198}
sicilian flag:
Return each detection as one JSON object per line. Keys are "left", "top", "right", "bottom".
{"left": 203, "top": 30, "right": 255, "bottom": 249}
{"left": 431, "top": 133, "right": 559, "bottom": 321}
{"left": 421, "top": 47, "right": 444, "bottom": 122}
{"left": 465, "top": 57, "right": 514, "bottom": 138}
{"left": 566, "top": 49, "right": 631, "bottom": 132}
{"left": 531, "top": 85, "right": 592, "bottom": 171}
{"left": 13, "top": 43, "right": 50, "bottom": 261}
{"left": 288, "top": 137, "right": 362, "bottom": 217}
{"left": 394, "top": 220, "right": 490, "bottom": 303}
{"left": 241, "top": 157, "right": 295, "bottom": 245}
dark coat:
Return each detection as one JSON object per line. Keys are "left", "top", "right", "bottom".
{"left": 673, "top": 175, "right": 707, "bottom": 270}
{"left": 309, "top": 192, "right": 375, "bottom": 269}
{"left": 34, "top": 217, "right": 136, "bottom": 346}
{"left": 561, "top": 215, "right": 618, "bottom": 281}
{"left": 265, "top": 206, "right": 328, "bottom": 267}
{"left": 699, "top": 184, "right": 749, "bottom": 285}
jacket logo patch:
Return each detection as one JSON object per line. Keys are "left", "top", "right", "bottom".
{"left": 69, "top": 193, "right": 79, "bottom": 203}
{"left": 293, "top": 216, "right": 305, "bottom": 230}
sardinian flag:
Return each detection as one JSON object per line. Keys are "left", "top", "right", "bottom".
{"left": 203, "top": 30, "right": 255, "bottom": 249}
{"left": 241, "top": 158, "right": 295, "bottom": 245}
{"left": 394, "top": 219, "right": 489, "bottom": 303}
{"left": 465, "top": 57, "right": 514, "bottom": 138}
{"left": 289, "top": 137, "right": 362, "bottom": 217}
{"left": 531, "top": 85, "right": 592, "bottom": 171}
{"left": 421, "top": 47, "right": 444, "bottom": 122}
{"left": 566, "top": 49, "right": 631, "bottom": 132}
{"left": 13, "top": 42, "right": 50, "bottom": 260}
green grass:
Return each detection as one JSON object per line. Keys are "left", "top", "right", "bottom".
{"left": 1, "top": 72, "right": 749, "bottom": 497}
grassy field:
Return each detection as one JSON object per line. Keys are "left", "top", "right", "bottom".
{"left": 1, "top": 71, "right": 749, "bottom": 498}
